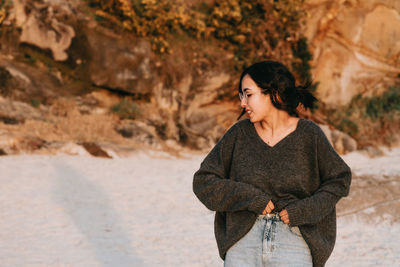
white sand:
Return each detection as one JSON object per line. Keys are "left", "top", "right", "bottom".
{"left": 0, "top": 148, "right": 399, "bottom": 266}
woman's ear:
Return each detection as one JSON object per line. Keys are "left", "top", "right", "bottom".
{"left": 276, "top": 94, "right": 284, "bottom": 104}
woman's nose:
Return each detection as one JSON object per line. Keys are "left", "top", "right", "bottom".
{"left": 240, "top": 99, "right": 247, "bottom": 108}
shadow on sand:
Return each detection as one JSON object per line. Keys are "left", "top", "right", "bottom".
{"left": 52, "top": 159, "right": 144, "bottom": 267}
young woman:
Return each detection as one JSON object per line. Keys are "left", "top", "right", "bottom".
{"left": 192, "top": 61, "right": 352, "bottom": 267}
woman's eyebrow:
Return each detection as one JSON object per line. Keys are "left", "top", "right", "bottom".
{"left": 243, "top": 88, "right": 253, "bottom": 92}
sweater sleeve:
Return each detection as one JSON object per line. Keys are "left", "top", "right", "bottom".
{"left": 285, "top": 126, "right": 352, "bottom": 226}
{"left": 193, "top": 124, "right": 271, "bottom": 214}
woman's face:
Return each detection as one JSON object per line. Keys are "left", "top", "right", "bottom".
{"left": 240, "top": 74, "right": 275, "bottom": 122}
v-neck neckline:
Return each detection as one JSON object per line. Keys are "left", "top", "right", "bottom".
{"left": 248, "top": 118, "right": 304, "bottom": 149}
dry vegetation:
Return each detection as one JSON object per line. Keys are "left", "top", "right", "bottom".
{"left": 87, "top": 0, "right": 313, "bottom": 82}
{"left": 324, "top": 85, "right": 400, "bottom": 148}
{"left": 1, "top": 98, "right": 136, "bottom": 146}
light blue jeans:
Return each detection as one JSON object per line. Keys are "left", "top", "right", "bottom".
{"left": 224, "top": 214, "right": 312, "bottom": 267}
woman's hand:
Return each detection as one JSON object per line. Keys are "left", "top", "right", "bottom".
{"left": 279, "top": 209, "right": 290, "bottom": 224}
{"left": 262, "top": 200, "right": 275, "bottom": 215}
{"left": 262, "top": 201, "right": 290, "bottom": 224}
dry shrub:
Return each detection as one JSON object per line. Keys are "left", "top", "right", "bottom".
{"left": 49, "top": 97, "right": 79, "bottom": 117}
{"left": 111, "top": 98, "right": 141, "bottom": 120}
{"left": 88, "top": 0, "right": 311, "bottom": 76}
{"left": 326, "top": 86, "right": 400, "bottom": 148}
{"left": 2, "top": 97, "right": 139, "bottom": 147}
{"left": 33, "top": 114, "right": 124, "bottom": 144}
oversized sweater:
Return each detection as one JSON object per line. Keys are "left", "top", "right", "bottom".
{"left": 192, "top": 118, "right": 352, "bottom": 267}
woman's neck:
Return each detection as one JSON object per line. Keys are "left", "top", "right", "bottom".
{"left": 257, "top": 112, "right": 297, "bottom": 136}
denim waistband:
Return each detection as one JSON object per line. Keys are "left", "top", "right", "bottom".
{"left": 257, "top": 213, "right": 281, "bottom": 221}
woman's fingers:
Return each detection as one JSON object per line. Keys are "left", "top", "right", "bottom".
{"left": 279, "top": 209, "right": 290, "bottom": 224}
{"left": 261, "top": 204, "right": 290, "bottom": 224}
{"left": 262, "top": 206, "right": 269, "bottom": 215}
{"left": 262, "top": 200, "right": 275, "bottom": 215}
{"left": 262, "top": 205, "right": 291, "bottom": 224}
{"left": 279, "top": 209, "right": 287, "bottom": 217}
{"left": 267, "top": 200, "right": 274, "bottom": 211}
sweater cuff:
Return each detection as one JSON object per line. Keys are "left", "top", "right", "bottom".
{"left": 285, "top": 203, "right": 304, "bottom": 227}
{"left": 248, "top": 194, "right": 270, "bottom": 215}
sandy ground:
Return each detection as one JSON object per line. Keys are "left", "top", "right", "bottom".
{"left": 0, "top": 148, "right": 399, "bottom": 267}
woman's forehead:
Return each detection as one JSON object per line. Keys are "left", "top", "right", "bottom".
{"left": 242, "top": 75, "right": 258, "bottom": 87}
{"left": 240, "top": 74, "right": 262, "bottom": 93}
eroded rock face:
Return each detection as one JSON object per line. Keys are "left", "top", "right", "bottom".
{"left": 0, "top": 130, "right": 46, "bottom": 154}
{"left": 305, "top": 0, "right": 400, "bottom": 107}
{"left": 146, "top": 71, "right": 236, "bottom": 150}
{"left": 319, "top": 124, "right": 358, "bottom": 154}
{"left": 1, "top": 0, "right": 369, "bottom": 155}
{"left": 115, "top": 120, "right": 160, "bottom": 148}
{"left": 13, "top": 0, "right": 75, "bottom": 61}
{"left": 178, "top": 72, "right": 235, "bottom": 149}
{"left": 86, "top": 27, "right": 156, "bottom": 94}
{"left": 0, "top": 59, "right": 62, "bottom": 103}
{"left": 0, "top": 96, "right": 44, "bottom": 124}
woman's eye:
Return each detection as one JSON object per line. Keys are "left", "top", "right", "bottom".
{"left": 247, "top": 94, "right": 252, "bottom": 97}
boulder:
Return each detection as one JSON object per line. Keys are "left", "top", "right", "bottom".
{"left": 17, "top": 135, "right": 46, "bottom": 151}
{"left": 0, "top": 96, "right": 44, "bottom": 124}
{"left": 114, "top": 120, "right": 161, "bottom": 149}
{"left": 13, "top": 0, "right": 75, "bottom": 61}
{"left": 319, "top": 124, "right": 358, "bottom": 154}
{"left": 179, "top": 72, "right": 234, "bottom": 149}
{"left": 39, "top": 141, "right": 116, "bottom": 157}
{"left": 86, "top": 26, "right": 156, "bottom": 95}
{"left": 0, "top": 130, "right": 46, "bottom": 154}
{"left": 0, "top": 130, "right": 18, "bottom": 154}
{"left": 359, "top": 145, "right": 386, "bottom": 158}
{"left": 79, "top": 142, "right": 112, "bottom": 158}
{"left": 75, "top": 89, "right": 121, "bottom": 115}
{"left": 0, "top": 58, "right": 63, "bottom": 103}
{"left": 52, "top": 141, "right": 92, "bottom": 157}
{"left": 146, "top": 72, "right": 232, "bottom": 146}
{"left": 304, "top": 0, "right": 400, "bottom": 107}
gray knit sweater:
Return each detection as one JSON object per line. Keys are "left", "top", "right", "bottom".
{"left": 192, "top": 118, "right": 352, "bottom": 267}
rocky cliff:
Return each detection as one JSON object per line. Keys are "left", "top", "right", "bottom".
{"left": 304, "top": 0, "right": 400, "bottom": 106}
{"left": 0, "top": 0, "right": 398, "bottom": 157}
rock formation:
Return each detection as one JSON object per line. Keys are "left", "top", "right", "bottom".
{"left": 1, "top": 0, "right": 398, "bottom": 156}
{"left": 13, "top": 0, "right": 76, "bottom": 61}
{"left": 304, "top": 0, "right": 400, "bottom": 106}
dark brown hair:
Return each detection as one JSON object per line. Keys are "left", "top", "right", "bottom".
{"left": 237, "top": 61, "right": 317, "bottom": 120}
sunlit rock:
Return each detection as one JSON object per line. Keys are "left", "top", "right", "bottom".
{"left": 305, "top": 0, "right": 400, "bottom": 107}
